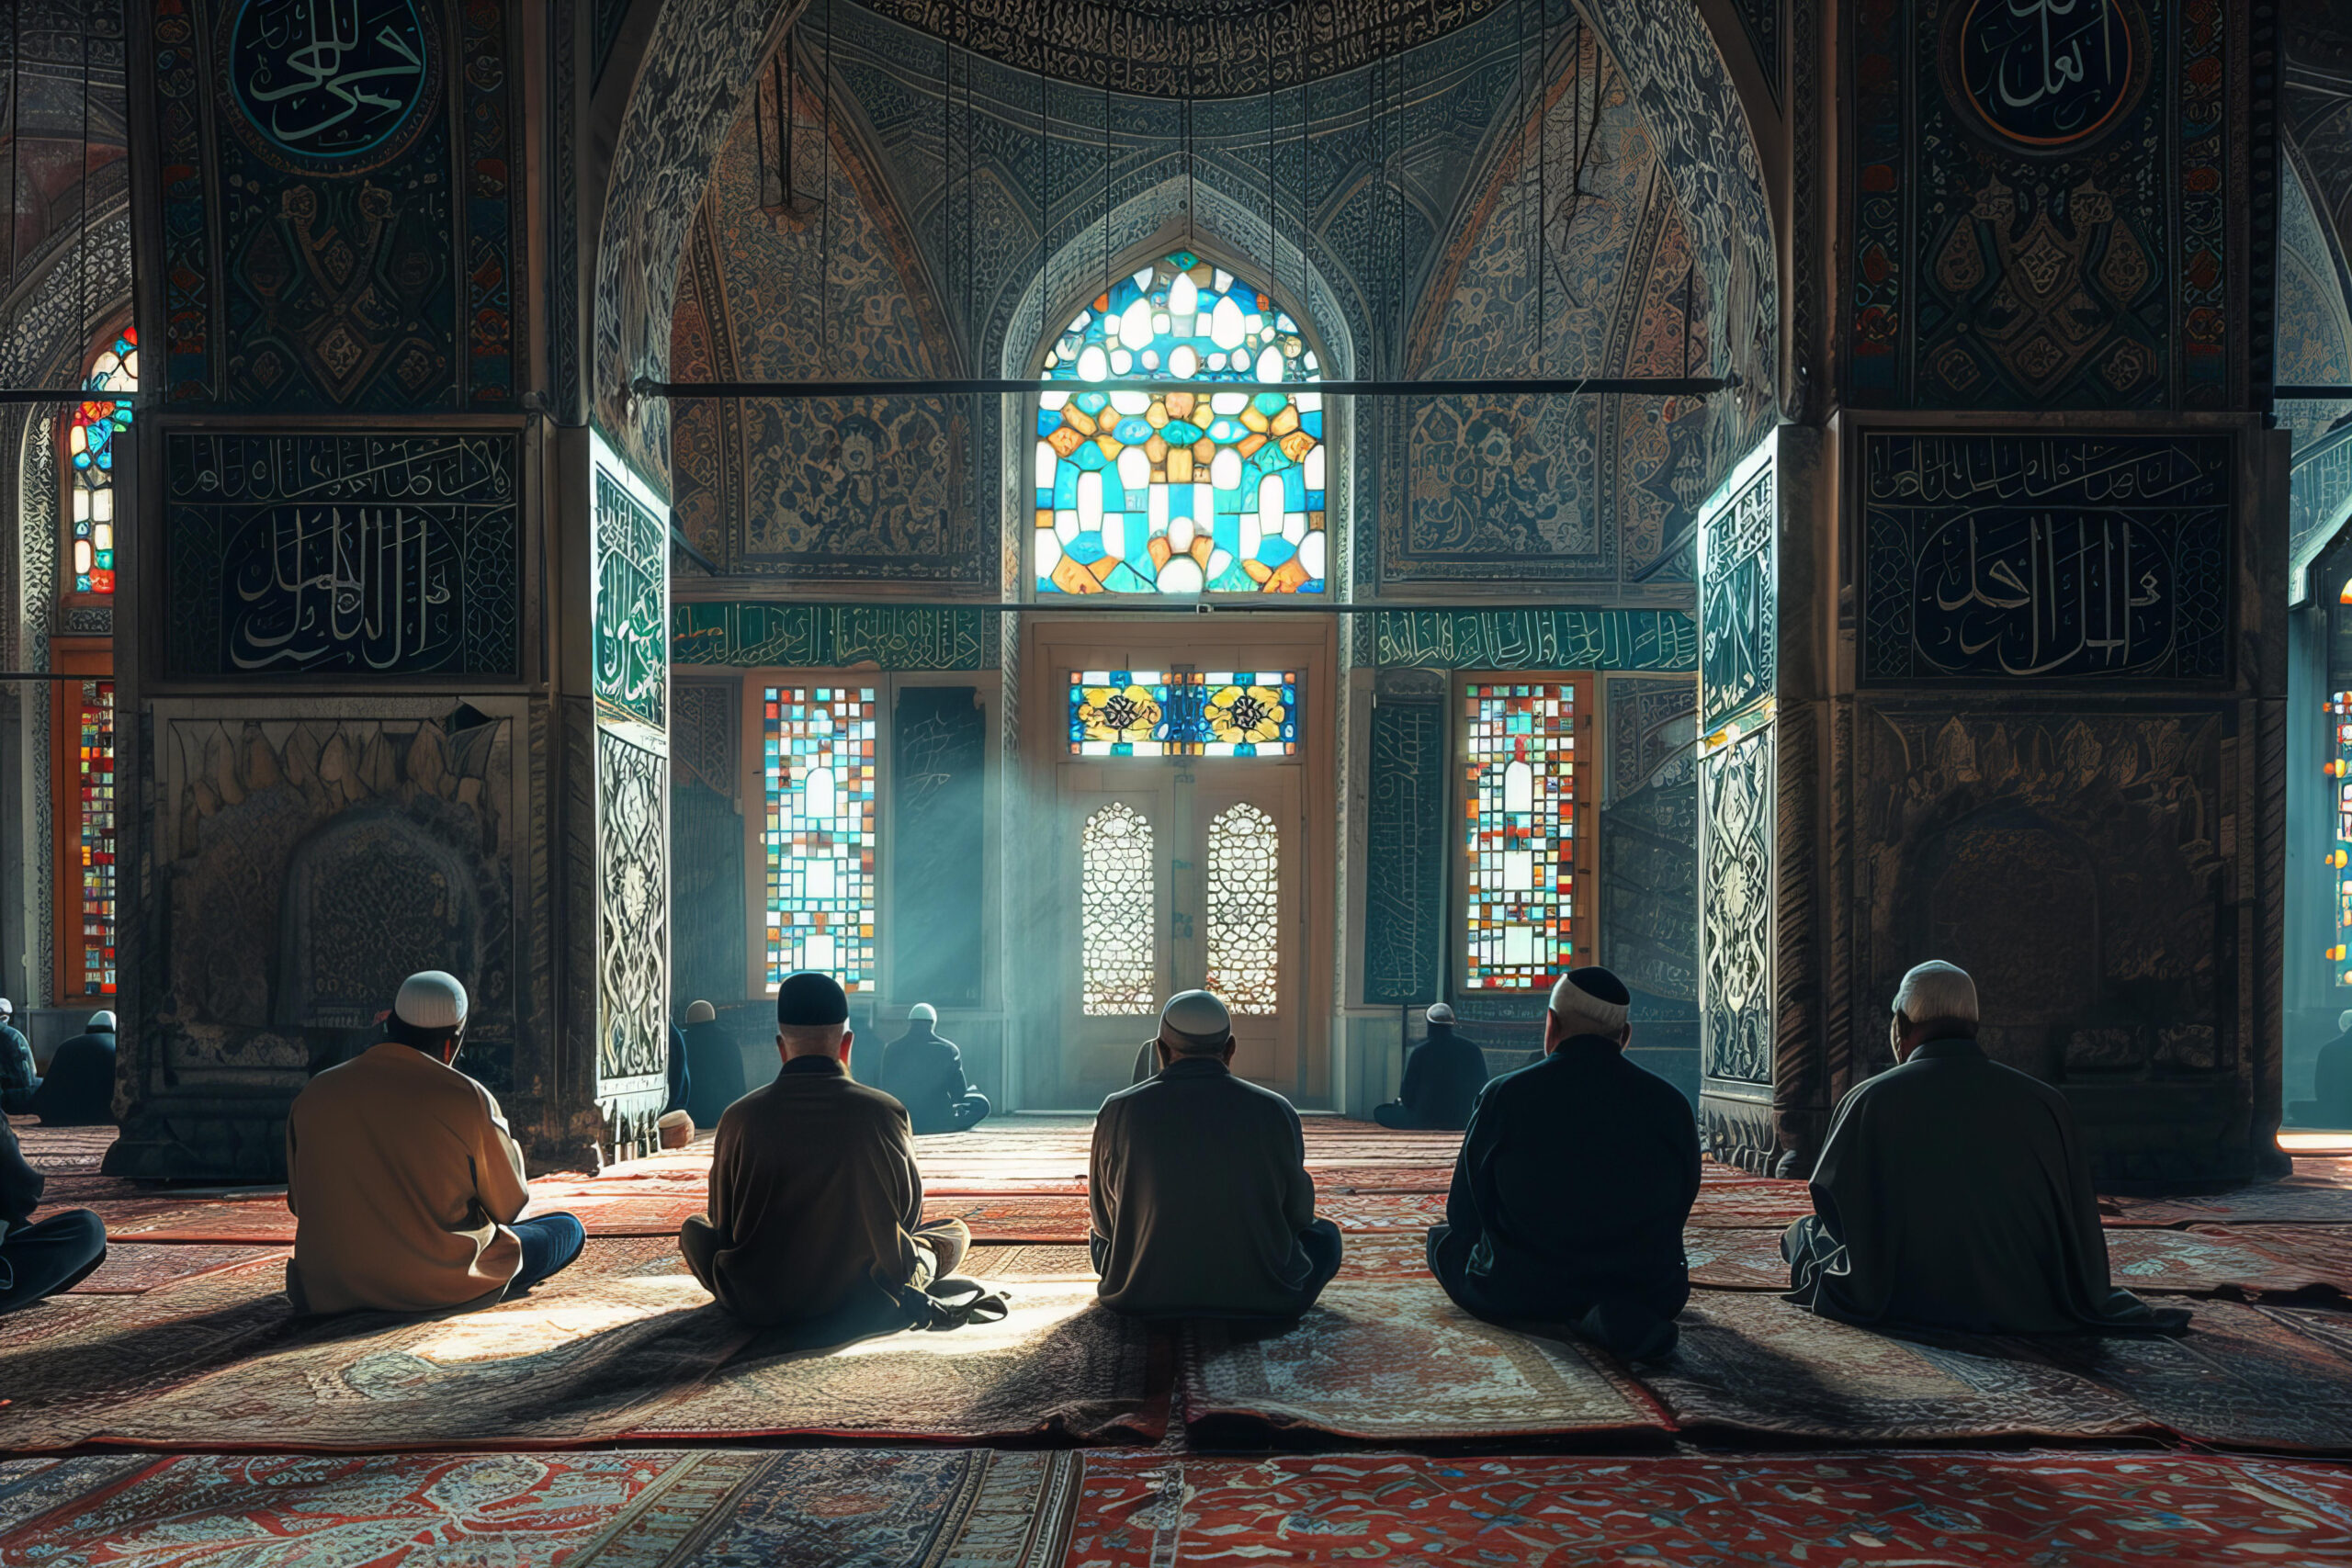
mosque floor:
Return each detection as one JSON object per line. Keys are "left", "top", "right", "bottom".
{"left": 7, "top": 1114, "right": 2352, "bottom": 1562}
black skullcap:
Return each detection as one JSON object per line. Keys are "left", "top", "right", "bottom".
{"left": 776, "top": 970, "right": 850, "bottom": 1026}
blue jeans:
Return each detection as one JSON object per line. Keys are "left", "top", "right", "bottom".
{"left": 0, "top": 1210, "right": 106, "bottom": 1314}
{"left": 509, "top": 1213, "right": 585, "bottom": 1295}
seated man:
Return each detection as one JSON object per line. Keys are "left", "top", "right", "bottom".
{"left": 2311, "top": 1010, "right": 2352, "bottom": 1127}
{"left": 1091, "top": 990, "right": 1340, "bottom": 1318}
{"left": 0, "top": 1113, "right": 105, "bottom": 1314}
{"left": 880, "top": 1004, "right": 991, "bottom": 1134}
{"left": 1427, "top": 966, "right": 1698, "bottom": 1360}
{"left": 0, "top": 998, "right": 39, "bottom": 1114}
{"left": 1374, "top": 1003, "right": 1489, "bottom": 1131}
{"left": 31, "top": 1011, "right": 117, "bottom": 1126}
{"left": 1784, "top": 960, "right": 2184, "bottom": 1334}
{"left": 681, "top": 1000, "right": 749, "bottom": 1129}
{"left": 285, "top": 972, "right": 584, "bottom": 1316}
{"left": 681, "top": 971, "right": 972, "bottom": 1334}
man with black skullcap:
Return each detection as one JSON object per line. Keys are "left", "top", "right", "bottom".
{"left": 880, "top": 1004, "right": 991, "bottom": 1134}
{"left": 1091, "top": 989, "right": 1340, "bottom": 1318}
{"left": 1427, "top": 964, "right": 1698, "bottom": 1360}
{"left": 1374, "top": 1003, "right": 1489, "bottom": 1131}
{"left": 285, "top": 971, "right": 585, "bottom": 1315}
{"left": 680, "top": 970, "right": 972, "bottom": 1333}
{"left": 1784, "top": 960, "right": 2184, "bottom": 1334}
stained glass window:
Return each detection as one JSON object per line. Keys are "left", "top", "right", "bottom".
{"left": 1080, "top": 802, "right": 1157, "bottom": 1015}
{"left": 67, "top": 327, "right": 135, "bottom": 597}
{"left": 2330, "top": 689, "right": 2352, "bottom": 989}
{"left": 1205, "top": 802, "right": 1280, "bottom": 1015}
{"left": 763, "top": 685, "right": 877, "bottom": 993}
{"left": 1463, "top": 681, "right": 1580, "bottom": 989}
{"left": 74, "top": 679, "right": 115, "bottom": 995}
{"left": 1036, "top": 252, "right": 1325, "bottom": 594}
{"left": 1068, "top": 670, "right": 1299, "bottom": 756}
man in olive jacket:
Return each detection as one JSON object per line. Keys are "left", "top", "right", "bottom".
{"left": 1091, "top": 990, "right": 1340, "bottom": 1318}
{"left": 680, "top": 971, "right": 970, "bottom": 1335}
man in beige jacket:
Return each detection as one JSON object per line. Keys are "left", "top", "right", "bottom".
{"left": 285, "top": 972, "right": 584, "bottom": 1315}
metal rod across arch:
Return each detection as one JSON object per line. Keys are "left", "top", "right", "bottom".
{"left": 635, "top": 375, "right": 1736, "bottom": 399}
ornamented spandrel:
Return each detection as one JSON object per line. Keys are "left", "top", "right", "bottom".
{"left": 1700, "top": 726, "right": 1774, "bottom": 1087}
{"left": 596, "top": 728, "right": 670, "bottom": 1085}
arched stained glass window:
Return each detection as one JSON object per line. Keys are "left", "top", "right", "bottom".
{"left": 1205, "top": 802, "right": 1280, "bottom": 1015}
{"left": 1080, "top": 802, "right": 1157, "bottom": 1014}
{"left": 67, "top": 327, "right": 135, "bottom": 597}
{"left": 1036, "top": 252, "right": 1326, "bottom": 595}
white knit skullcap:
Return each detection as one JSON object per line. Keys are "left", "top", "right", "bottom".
{"left": 2338, "top": 1009, "right": 2352, "bottom": 1034}
{"left": 685, "top": 999, "right": 717, "bottom": 1023}
{"left": 1426, "top": 1003, "right": 1455, "bottom": 1024}
{"left": 1548, "top": 966, "right": 1631, "bottom": 1034}
{"left": 0, "top": 998, "right": 14, "bottom": 1015}
{"left": 1893, "top": 961, "right": 1977, "bottom": 1027}
{"left": 393, "top": 971, "right": 469, "bottom": 1032}
{"left": 1159, "top": 989, "right": 1232, "bottom": 1047}
{"left": 909, "top": 1003, "right": 938, "bottom": 1023}
{"left": 87, "top": 1010, "right": 115, "bottom": 1032}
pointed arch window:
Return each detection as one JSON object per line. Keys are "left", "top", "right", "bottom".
{"left": 1035, "top": 253, "right": 1327, "bottom": 595}
{"left": 65, "top": 326, "right": 135, "bottom": 599}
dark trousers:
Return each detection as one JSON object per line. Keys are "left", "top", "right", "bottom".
{"left": 509, "top": 1213, "right": 586, "bottom": 1295}
{"left": 0, "top": 1210, "right": 106, "bottom": 1314}
{"left": 1425, "top": 1223, "right": 1684, "bottom": 1357}
{"left": 1089, "top": 1216, "right": 1343, "bottom": 1318}
{"left": 910, "top": 1093, "right": 991, "bottom": 1135}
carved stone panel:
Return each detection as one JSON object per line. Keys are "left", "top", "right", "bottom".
{"left": 596, "top": 727, "right": 670, "bottom": 1088}
{"left": 1699, "top": 724, "right": 1775, "bottom": 1088}
{"left": 163, "top": 431, "right": 522, "bottom": 678}
{"left": 1363, "top": 682, "right": 1448, "bottom": 1006}
{"left": 1858, "top": 431, "right": 2233, "bottom": 684}
{"left": 1698, "top": 450, "right": 1776, "bottom": 730}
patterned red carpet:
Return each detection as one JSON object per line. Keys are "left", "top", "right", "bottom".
{"left": 15, "top": 1119, "right": 2352, "bottom": 1560}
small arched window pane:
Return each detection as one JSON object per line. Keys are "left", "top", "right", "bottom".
{"left": 1205, "top": 802, "right": 1279, "bottom": 1015}
{"left": 68, "top": 327, "right": 135, "bottom": 597}
{"left": 1037, "top": 253, "right": 1325, "bottom": 595}
{"left": 1081, "top": 802, "right": 1157, "bottom": 1015}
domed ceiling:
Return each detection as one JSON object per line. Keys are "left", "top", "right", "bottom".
{"left": 854, "top": 0, "right": 1517, "bottom": 95}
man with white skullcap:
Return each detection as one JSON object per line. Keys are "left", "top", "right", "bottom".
{"left": 880, "top": 1003, "right": 991, "bottom": 1134}
{"left": 681, "top": 970, "right": 977, "bottom": 1334}
{"left": 0, "top": 998, "right": 38, "bottom": 1114}
{"left": 1090, "top": 989, "right": 1340, "bottom": 1317}
{"left": 1784, "top": 959, "right": 2183, "bottom": 1334}
{"left": 1374, "top": 1002, "right": 1490, "bottom": 1131}
{"left": 284, "top": 971, "right": 584, "bottom": 1315}
{"left": 1426, "top": 965, "right": 1699, "bottom": 1360}
{"left": 29, "top": 1011, "right": 117, "bottom": 1126}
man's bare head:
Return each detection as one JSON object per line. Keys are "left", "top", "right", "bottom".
{"left": 1889, "top": 960, "right": 1977, "bottom": 1060}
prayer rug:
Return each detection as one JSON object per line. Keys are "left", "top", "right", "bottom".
{"left": 11, "top": 1122, "right": 118, "bottom": 1172}
{"left": 2198, "top": 1223, "right": 2352, "bottom": 1292}
{"left": 1179, "top": 1279, "right": 1671, "bottom": 1442}
{"left": 625, "top": 1280, "right": 1167, "bottom": 1444}
{"left": 1685, "top": 1181, "right": 1818, "bottom": 1228}
{"left": 68, "top": 1243, "right": 287, "bottom": 1295}
{"left": 2040, "top": 1300, "right": 2352, "bottom": 1452}
{"left": 1637, "top": 1292, "right": 2156, "bottom": 1442}
{"left": 960, "top": 1244, "right": 1097, "bottom": 1280}
{"left": 925, "top": 1191, "right": 1460, "bottom": 1242}
{"left": 2109, "top": 1226, "right": 2349, "bottom": 1296}
{"left": 1059, "top": 1450, "right": 2352, "bottom": 1566}
{"left": 100, "top": 1201, "right": 299, "bottom": 1245}
{"left": 2102, "top": 1185, "right": 2352, "bottom": 1226}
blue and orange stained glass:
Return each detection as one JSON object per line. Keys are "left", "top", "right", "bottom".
{"left": 1068, "top": 670, "right": 1299, "bottom": 757}
{"left": 68, "top": 327, "right": 135, "bottom": 596}
{"left": 1036, "top": 252, "right": 1325, "bottom": 595}
{"left": 763, "top": 685, "right": 877, "bottom": 993}
{"left": 77, "top": 678, "right": 115, "bottom": 996}
{"left": 1463, "top": 681, "right": 1578, "bottom": 990}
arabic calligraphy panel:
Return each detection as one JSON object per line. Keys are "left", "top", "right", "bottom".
{"left": 220, "top": 0, "right": 442, "bottom": 171}
{"left": 1699, "top": 725, "right": 1774, "bottom": 1087}
{"left": 592, "top": 442, "right": 667, "bottom": 728}
{"left": 1939, "top": 0, "right": 2150, "bottom": 152}
{"left": 1859, "top": 431, "right": 2231, "bottom": 683}
{"left": 1698, "top": 455, "right": 1775, "bottom": 730}
{"left": 164, "top": 430, "right": 521, "bottom": 678}
{"left": 1364, "top": 680, "right": 1447, "bottom": 1006}
{"left": 1366, "top": 610, "right": 1700, "bottom": 673}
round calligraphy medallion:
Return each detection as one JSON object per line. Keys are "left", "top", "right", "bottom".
{"left": 222, "top": 0, "right": 441, "bottom": 172}
{"left": 1940, "top": 0, "right": 2149, "bottom": 153}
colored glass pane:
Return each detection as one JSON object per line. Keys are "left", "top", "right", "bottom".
{"left": 2334, "top": 691, "right": 2352, "bottom": 988}
{"left": 1463, "top": 681, "right": 1578, "bottom": 989}
{"left": 1036, "top": 252, "right": 1326, "bottom": 595}
{"left": 1205, "top": 802, "right": 1280, "bottom": 1015}
{"left": 1080, "top": 802, "right": 1157, "bottom": 1015}
{"left": 763, "top": 685, "right": 878, "bottom": 993}
{"left": 1067, "top": 670, "right": 1299, "bottom": 757}
{"left": 77, "top": 679, "right": 115, "bottom": 995}
{"left": 68, "top": 327, "right": 135, "bottom": 597}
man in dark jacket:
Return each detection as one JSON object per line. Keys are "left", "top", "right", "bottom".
{"left": 1374, "top": 1003, "right": 1489, "bottom": 1130}
{"left": 679, "top": 971, "right": 970, "bottom": 1336}
{"left": 1427, "top": 966, "right": 1698, "bottom": 1360}
{"left": 1091, "top": 990, "right": 1340, "bottom": 1318}
{"left": 30, "top": 1012, "right": 115, "bottom": 1126}
{"left": 2310, "top": 1010, "right": 2352, "bottom": 1127}
{"left": 0, "top": 998, "right": 38, "bottom": 1114}
{"left": 680, "top": 1001, "right": 749, "bottom": 1129}
{"left": 0, "top": 1111, "right": 105, "bottom": 1313}
{"left": 1784, "top": 960, "right": 2185, "bottom": 1334}
{"left": 879, "top": 1004, "right": 990, "bottom": 1134}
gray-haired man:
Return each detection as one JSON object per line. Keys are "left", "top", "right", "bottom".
{"left": 1784, "top": 959, "right": 2184, "bottom": 1334}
